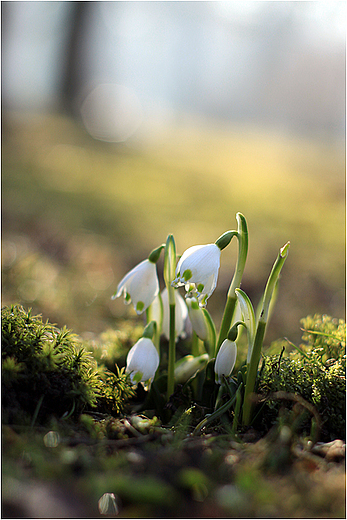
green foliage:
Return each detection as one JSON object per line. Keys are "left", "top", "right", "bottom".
{"left": 2, "top": 305, "right": 135, "bottom": 425}
{"left": 97, "top": 365, "right": 135, "bottom": 416}
{"left": 298, "top": 314, "right": 346, "bottom": 363}
{"left": 257, "top": 315, "right": 346, "bottom": 440}
{"left": 85, "top": 322, "right": 143, "bottom": 371}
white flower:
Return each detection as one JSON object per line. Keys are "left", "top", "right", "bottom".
{"left": 172, "top": 244, "right": 221, "bottom": 305}
{"left": 214, "top": 339, "right": 237, "bottom": 384}
{"left": 174, "top": 354, "right": 209, "bottom": 384}
{"left": 126, "top": 337, "right": 159, "bottom": 384}
{"left": 161, "top": 288, "right": 188, "bottom": 341}
{"left": 112, "top": 259, "right": 159, "bottom": 314}
{"left": 186, "top": 297, "right": 208, "bottom": 340}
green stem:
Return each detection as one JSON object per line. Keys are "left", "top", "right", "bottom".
{"left": 167, "top": 304, "right": 176, "bottom": 399}
{"left": 30, "top": 394, "right": 44, "bottom": 429}
{"left": 164, "top": 234, "right": 177, "bottom": 399}
{"left": 242, "top": 320, "right": 266, "bottom": 426}
{"left": 242, "top": 242, "right": 290, "bottom": 426}
{"left": 193, "top": 392, "right": 237, "bottom": 435}
{"left": 217, "top": 213, "right": 248, "bottom": 352}
{"left": 231, "top": 382, "right": 243, "bottom": 434}
{"left": 261, "top": 241, "right": 290, "bottom": 323}
{"left": 217, "top": 296, "right": 237, "bottom": 356}
{"left": 191, "top": 331, "right": 200, "bottom": 397}
{"left": 191, "top": 331, "right": 200, "bottom": 357}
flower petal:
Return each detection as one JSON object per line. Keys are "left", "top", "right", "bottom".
{"left": 161, "top": 288, "right": 188, "bottom": 341}
{"left": 113, "top": 259, "right": 159, "bottom": 314}
{"left": 173, "top": 244, "right": 221, "bottom": 304}
{"left": 126, "top": 337, "right": 159, "bottom": 383}
{"left": 214, "top": 339, "right": 237, "bottom": 384}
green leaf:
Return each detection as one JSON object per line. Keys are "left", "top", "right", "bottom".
{"left": 202, "top": 308, "right": 217, "bottom": 357}
{"left": 235, "top": 288, "right": 256, "bottom": 364}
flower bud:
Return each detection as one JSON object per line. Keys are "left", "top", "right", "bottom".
{"left": 174, "top": 354, "right": 209, "bottom": 384}
{"left": 214, "top": 339, "right": 237, "bottom": 384}
{"left": 126, "top": 337, "right": 159, "bottom": 384}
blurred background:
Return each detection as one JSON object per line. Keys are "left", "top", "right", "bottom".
{"left": 2, "top": 1, "right": 345, "bottom": 346}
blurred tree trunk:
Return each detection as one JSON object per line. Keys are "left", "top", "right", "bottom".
{"left": 60, "top": 1, "right": 93, "bottom": 116}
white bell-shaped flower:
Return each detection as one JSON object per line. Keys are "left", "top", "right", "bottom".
{"left": 126, "top": 337, "right": 159, "bottom": 384}
{"left": 214, "top": 339, "right": 237, "bottom": 384}
{"left": 173, "top": 244, "right": 221, "bottom": 305}
{"left": 112, "top": 259, "right": 159, "bottom": 314}
{"left": 161, "top": 288, "right": 188, "bottom": 341}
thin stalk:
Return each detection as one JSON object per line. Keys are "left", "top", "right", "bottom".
{"left": 217, "top": 213, "right": 248, "bottom": 352}
{"left": 217, "top": 296, "right": 237, "bottom": 355}
{"left": 242, "top": 320, "right": 266, "bottom": 426}
{"left": 193, "top": 392, "right": 237, "bottom": 435}
{"left": 231, "top": 382, "right": 243, "bottom": 434}
{"left": 191, "top": 331, "right": 200, "bottom": 357}
{"left": 164, "top": 234, "right": 177, "bottom": 399}
{"left": 191, "top": 331, "right": 200, "bottom": 397}
{"left": 30, "top": 394, "right": 44, "bottom": 429}
{"left": 167, "top": 304, "right": 176, "bottom": 398}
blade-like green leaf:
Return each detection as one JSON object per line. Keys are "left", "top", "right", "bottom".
{"left": 235, "top": 288, "right": 256, "bottom": 364}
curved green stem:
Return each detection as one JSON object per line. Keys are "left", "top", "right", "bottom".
{"left": 193, "top": 392, "right": 237, "bottom": 435}
{"left": 217, "top": 213, "right": 248, "bottom": 352}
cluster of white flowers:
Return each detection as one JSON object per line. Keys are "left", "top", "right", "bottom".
{"left": 113, "top": 241, "right": 236, "bottom": 386}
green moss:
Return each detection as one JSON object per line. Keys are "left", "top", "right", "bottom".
{"left": 2, "top": 305, "right": 134, "bottom": 426}
{"left": 257, "top": 315, "right": 346, "bottom": 441}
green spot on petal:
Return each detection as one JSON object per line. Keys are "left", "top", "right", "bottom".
{"left": 136, "top": 301, "right": 145, "bottom": 312}
{"left": 132, "top": 371, "right": 143, "bottom": 383}
{"left": 125, "top": 293, "right": 131, "bottom": 302}
{"left": 197, "top": 283, "right": 204, "bottom": 293}
{"left": 183, "top": 269, "right": 192, "bottom": 282}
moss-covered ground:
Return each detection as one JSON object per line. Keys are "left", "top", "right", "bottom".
{"left": 2, "top": 305, "right": 345, "bottom": 518}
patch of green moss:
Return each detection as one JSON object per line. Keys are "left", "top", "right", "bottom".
{"left": 2, "top": 305, "right": 135, "bottom": 426}
{"left": 257, "top": 315, "right": 346, "bottom": 441}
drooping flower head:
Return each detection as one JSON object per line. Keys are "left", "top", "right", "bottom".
{"left": 214, "top": 339, "right": 237, "bottom": 384}
{"left": 112, "top": 245, "right": 164, "bottom": 314}
{"left": 112, "top": 259, "right": 159, "bottom": 314}
{"left": 172, "top": 243, "right": 221, "bottom": 306}
{"left": 126, "top": 337, "right": 160, "bottom": 384}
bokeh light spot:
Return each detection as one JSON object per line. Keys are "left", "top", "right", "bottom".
{"left": 80, "top": 83, "right": 143, "bottom": 142}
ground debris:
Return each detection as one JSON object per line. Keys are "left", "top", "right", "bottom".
{"left": 311, "top": 439, "right": 346, "bottom": 462}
